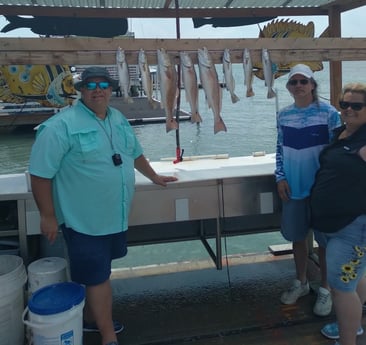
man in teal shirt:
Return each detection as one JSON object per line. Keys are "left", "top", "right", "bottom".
{"left": 29, "top": 67, "right": 177, "bottom": 345}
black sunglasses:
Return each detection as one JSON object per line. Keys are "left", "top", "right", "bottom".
{"left": 339, "top": 101, "right": 366, "bottom": 111}
{"left": 288, "top": 79, "right": 310, "bottom": 86}
{"left": 85, "top": 81, "right": 110, "bottom": 90}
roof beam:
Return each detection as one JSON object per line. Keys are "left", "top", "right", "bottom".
{"left": 0, "top": 6, "right": 330, "bottom": 18}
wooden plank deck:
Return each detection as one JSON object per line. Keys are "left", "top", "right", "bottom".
{"left": 84, "top": 252, "right": 366, "bottom": 345}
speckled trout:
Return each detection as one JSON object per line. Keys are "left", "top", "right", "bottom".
{"left": 262, "top": 48, "right": 276, "bottom": 99}
{"left": 243, "top": 48, "right": 255, "bottom": 97}
{"left": 138, "top": 48, "right": 159, "bottom": 109}
{"left": 222, "top": 48, "right": 239, "bottom": 103}
{"left": 116, "top": 47, "right": 133, "bottom": 104}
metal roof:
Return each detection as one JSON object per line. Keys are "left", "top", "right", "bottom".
{"left": 0, "top": 0, "right": 365, "bottom": 18}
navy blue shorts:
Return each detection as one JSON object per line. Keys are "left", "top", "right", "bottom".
{"left": 61, "top": 224, "right": 128, "bottom": 286}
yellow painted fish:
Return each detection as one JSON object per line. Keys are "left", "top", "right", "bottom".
{"left": 157, "top": 48, "right": 179, "bottom": 133}
{"left": 222, "top": 48, "right": 239, "bottom": 103}
{"left": 138, "top": 48, "right": 158, "bottom": 109}
{"left": 0, "top": 64, "right": 76, "bottom": 107}
{"left": 243, "top": 48, "right": 254, "bottom": 97}
{"left": 198, "top": 47, "right": 226, "bottom": 134}
{"left": 116, "top": 47, "right": 133, "bottom": 104}
{"left": 254, "top": 20, "right": 323, "bottom": 80}
{"left": 180, "top": 51, "right": 202, "bottom": 124}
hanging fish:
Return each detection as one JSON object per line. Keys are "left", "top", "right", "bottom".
{"left": 138, "top": 48, "right": 158, "bottom": 109}
{"left": 179, "top": 51, "right": 202, "bottom": 124}
{"left": 116, "top": 47, "right": 133, "bottom": 104}
{"left": 262, "top": 49, "right": 276, "bottom": 99}
{"left": 222, "top": 48, "right": 239, "bottom": 104}
{"left": 0, "top": 64, "right": 76, "bottom": 107}
{"left": 243, "top": 48, "right": 255, "bottom": 97}
{"left": 197, "top": 47, "right": 227, "bottom": 134}
{"left": 157, "top": 48, "right": 179, "bottom": 133}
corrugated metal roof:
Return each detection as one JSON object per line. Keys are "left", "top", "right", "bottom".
{"left": 0, "top": 0, "right": 363, "bottom": 11}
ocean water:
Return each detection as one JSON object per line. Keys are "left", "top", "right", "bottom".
{"left": 1, "top": 61, "right": 365, "bottom": 173}
{"left": 1, "top": 61, "right": 366, "bottom": 267}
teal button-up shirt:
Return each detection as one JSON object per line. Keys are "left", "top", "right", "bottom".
{"left": 29, "top": 100, "right": 143, "bottom": 235}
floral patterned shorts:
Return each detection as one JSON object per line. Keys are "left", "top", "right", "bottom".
{"left": 325, "top": 215, "right": 366, "bottom": 292}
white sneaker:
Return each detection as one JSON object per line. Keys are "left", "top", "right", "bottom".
{"left": 281, "top": 279, "right": 310, "bottom": 304}
{"left": 313, "top": 286, "right": 332, "bottom": 316}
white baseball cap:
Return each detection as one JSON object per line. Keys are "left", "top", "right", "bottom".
{"left": 288, "top": 64, "right": 314, "bottom": 80}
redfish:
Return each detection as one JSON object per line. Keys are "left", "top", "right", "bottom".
{"left": 197, "top": 47, "right": 227, "bottom": 134}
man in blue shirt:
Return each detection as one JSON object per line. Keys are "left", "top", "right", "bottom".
{"left": 275, "top": 64, "right": 341, "bottom": 317}
{"left": 29, "top": 67, "right": 177, "bottom": 345}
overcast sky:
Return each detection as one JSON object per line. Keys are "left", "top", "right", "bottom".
{"left": 0, "top": 6, "right": 365, "bottom": 38}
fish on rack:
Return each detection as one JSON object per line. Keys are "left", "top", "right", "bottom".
{"left": 116, "top": 47, "right": 133, "bottom": 104}
{"left": 262, "top": 48, "right": 276, "bottom": 99}
{"left": 197, "top": 47, "right": 227, "bottom": 134}
{"left": 179, "top": 51, "right": 202, "bottom": 124}
{"left": 138, "top": 48, "right": 159, "bottom": 109}
{"left": 157, "top": 48, "right": 179, "bottom": 133}
{"left": 243, "top": 48, "right": 255, "bottom": 97}
{"left": 222, "top": 48, "right": 239, "bottom": 104}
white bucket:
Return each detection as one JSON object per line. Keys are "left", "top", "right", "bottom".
{"left": 27, "top": 257, "right": 67, "bottom": 296}
{"left": 23, "top": 282, "right": 85, "bottom": 345}
{"left": 0, "top": 255, "right": 27, "bottom": 345}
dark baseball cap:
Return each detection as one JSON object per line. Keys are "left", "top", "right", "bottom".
{"left": 74, "top": 66, "right": 119, "bottom": 91}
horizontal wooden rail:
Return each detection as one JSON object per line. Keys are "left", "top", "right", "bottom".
{"left": 0, "top": 37, "right": 366, "bottom": 65}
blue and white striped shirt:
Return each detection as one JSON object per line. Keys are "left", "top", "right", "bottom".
{"left": 275, "top": 101, "right": 341, "bottom": 199}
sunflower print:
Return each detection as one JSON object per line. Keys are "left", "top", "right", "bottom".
{"left": 339, "top": 245, "right": 366, "bottom": 283}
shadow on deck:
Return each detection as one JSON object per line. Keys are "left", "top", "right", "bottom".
{"left": 84, "top": 253, "right": 366, "bottom": 345}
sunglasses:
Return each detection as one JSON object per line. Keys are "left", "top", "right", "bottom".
{"left": 339, "top": 101, "right": 366, "bottom": 111}
{"left": 288, "top": 79, "right": 310, "bottom": 86}
{"left": 85, "top": 81, "right": 110, "bottom": 90}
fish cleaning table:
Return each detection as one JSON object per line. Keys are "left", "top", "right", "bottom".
{"left": 0, "top": 154, "right": 281, "bottom": 267}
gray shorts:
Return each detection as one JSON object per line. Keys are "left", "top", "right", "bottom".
{"left": 281, "top": 198, "right": 326, "bottom": 247}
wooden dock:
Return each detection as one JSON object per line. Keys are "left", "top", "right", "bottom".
{"left": 84, "top": 251, "right": 366, "bottom": 345}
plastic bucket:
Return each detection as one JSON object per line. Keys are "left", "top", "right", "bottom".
{"left": 0, "top": 255, "right": 28, "bottom": 345}
{"left": 23, "top": 282, "right": 85, "bottom": 345}
{"left": 27, "top": 257, "right": 67, "bottom": 296}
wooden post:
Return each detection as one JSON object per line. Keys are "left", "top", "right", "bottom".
{"left": 328, "top": 6, "right": 342, "bottom": 107}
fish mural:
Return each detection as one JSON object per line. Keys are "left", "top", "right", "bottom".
{"left": 222, "top": 48, "right": 239, "bottom": 103}
{"left": 0, "top": 64, "right": 76, "bottom": 107}
{"left": 1, "top": 15, "right": 128, "bottom": 38}
{"left": 180, "top": 51, "right": 202, "bottom": 124}
{"left": 116, "top": 47, "right": 133, "bottom": 104}
{"left": 138, "top": 49, "right": 159, "bottom": 109}
{"left": 198, "top": 47, "right": 227, "bottom": 134}
{"left": 157, "top": 48, "right": 179, "bottom": 133}
{"left": 243, "top": 48, "right": 255, "bottom": 97}
{"left": 253, "top": 20, "right": 323, "bottom": 80}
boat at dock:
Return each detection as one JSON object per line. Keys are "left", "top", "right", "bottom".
{"left": 0, "top": 96, "right": 191, "bottom": 132}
